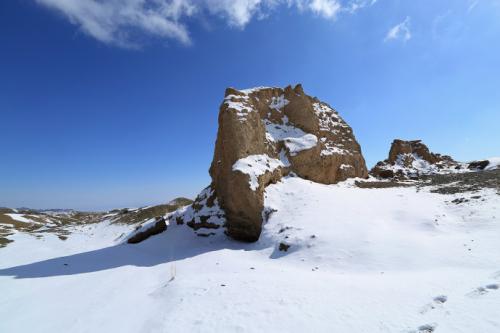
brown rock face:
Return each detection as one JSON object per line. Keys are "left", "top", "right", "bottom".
{"left": 371, "top": 139, "right": 458, "bottom": 179}
{"left": 209, "top": 84, "right": 368, "bottom": 241}
{"left": 387, "top": 140, "right": 448, "bottom": 165}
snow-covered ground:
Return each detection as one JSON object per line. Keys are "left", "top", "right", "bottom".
{"left": 485, "top": 157, "right": 500, "bottom": 170}
{"left": 1, "top": 177, "right": 499, "bottom": 333}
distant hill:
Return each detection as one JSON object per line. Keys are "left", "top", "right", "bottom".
{"left": 0, "top": 197, "right": 193, "bottom": 248}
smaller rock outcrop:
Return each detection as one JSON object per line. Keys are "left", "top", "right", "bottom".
{"left": 127, "top": 217, "right": 167, "bottom": 244}
{"left": 371, "top": 139, "right": 460, "bottom": 179}
{"left": 124, "top": 198, "right": 195, "bottom": 244}
{"left": 169, "top": 186, "right": 225, "bottom": 237}
{"left": 467, "top": 160, "right": 490, "bottom": 170}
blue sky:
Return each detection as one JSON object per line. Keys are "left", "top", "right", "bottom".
{"left": 1, "top": 0, "right": 499, "bottom": 210}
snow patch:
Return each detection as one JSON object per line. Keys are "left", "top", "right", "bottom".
{"left": 5, "top": 214, "right": 32, "bottom": 223}
{"left": 283, "top": 134, "right": 318, "bottom": 155}
{"left": 269, "top": 95, "right": 289, "bottom": 111}
{"left": 232, "top": 154, "right": 285, "bottom": 190}
{"left": 313, "top": 102, "right": 348, "bottom": 131}
{"left": 485, "top": 157, "right": 500, "bottom": 170}
{"left": 239, "top": 86, "right": 274, "bottom": 94}
{"left": 224, "top": 94, "right": 253, "bottom": 121}
{"left": 321, "top": 143, "right": 351, "bottom": 156}
{"left": 264, "top": 120, "right": 318, "bottom": 156}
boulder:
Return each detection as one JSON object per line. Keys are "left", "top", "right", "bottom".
{"left": 468, "top": 160, "right": 490, "bottom": 170}
{"left": 127, "top": 217, "right": 167, "bottom": 244}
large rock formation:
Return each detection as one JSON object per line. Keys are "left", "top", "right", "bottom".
{"left": 370, "top": 139, "right": 460, "bottom": 179}
{"left": 201, "top": 84, "right": 367, "bottom": 241}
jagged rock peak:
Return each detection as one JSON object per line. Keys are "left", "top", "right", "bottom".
{"left": 199, "top": 84, "right": 368, "bottom": 242}
{"left": 371, "top": 139, "right": 460, "bottom": 179}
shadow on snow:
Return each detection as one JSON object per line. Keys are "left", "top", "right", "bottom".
{"left": 0, "top": 228, "right": 272, "bottom": 279}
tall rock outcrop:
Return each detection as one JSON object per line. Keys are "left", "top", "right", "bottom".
{"left": 205, "top": 84, "right": 368, "bottom": 241}
{"left": 370, "top": 139, "right": 460, "bottom": 179}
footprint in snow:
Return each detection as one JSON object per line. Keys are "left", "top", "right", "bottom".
{"left": 433, "top": 295, "right": 447, "bottom": 303}
{"left": 408, "top": 323, "right": 437, "bottom": 333}
{"left": 467, "top": 284, "right": 499, "bottom": 297}
{"left": 419, "top": 295, "right": 447, "bottom": 314}
{"left": 417, "top": 323, "right": 437, "bottom": 333}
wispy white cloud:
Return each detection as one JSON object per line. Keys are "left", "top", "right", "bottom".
{"left": 431, "top": 10, "right": 451, "bottom": 40}
{"left": 345, "top": 0, "right": 377, "bottom": 14}
{"left": 204, "top": 0, "right": 267, "bottom": 28}
{"left": 307, "top": 0, "right": 342, "bottom": 18}
{"left": 35, "top": 0, "right": 196, "bottom": 47}
{"left": 467, "top": 0, "right": 479, "bottom": 13}
{"left": 384, "top": 16, "right": 411, "bottom": 42}
{"left": 35, "top": 0, "right": 373, "bottom": 48}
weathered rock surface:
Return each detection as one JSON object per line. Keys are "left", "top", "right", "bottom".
{"left": 370, "top": 139, "right": 460, "bottom": 179}
{"left": 192, "top": 84, "right": 368, "bottom": 241}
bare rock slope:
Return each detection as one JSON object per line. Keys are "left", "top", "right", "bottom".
{"left": 175, "top": 84, "right": 368, "bottom": 241}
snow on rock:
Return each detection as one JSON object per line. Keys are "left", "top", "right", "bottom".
{"left": 269, "top": 95, "right": 289, "bottom": 111}
{"left": 239, "top": 86, "right": 275, "bottom": 94}
{"left": 320, "top": 140, "right": 352, "bottom": 156}
{"left": 390, "top": 153, "right": 464, "bottom": 177}
{"left": 313, "top": 102, "right": 345, "bottom": 131}
{"left": 223, "top": 94, "right": 253, "bottom": 121}
{"left": 232, "top": 154, "right": 285, "bottom": 190}
{"left": 283, "top": 134, "right": 318, "bottom": 156}
{"left": 264, "top": 119, "right": 318, "bottom": 156}
{"left": 169, "top": 186, "right": 225, "bottom": 236}
{"left": 312, "top": 101, "right": 355, "bottom": 157}
{"left": 340, "top": 163, "right": 353, "bottom": 170}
